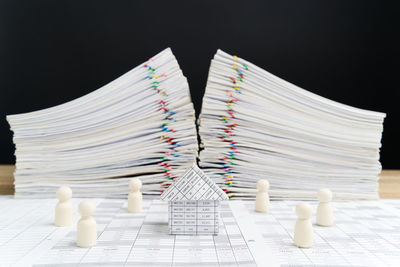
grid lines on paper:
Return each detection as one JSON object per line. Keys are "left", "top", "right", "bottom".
{"left": 30, "top": 199, "right": 256, "bottom": 266}
{"left": 162, "top": 165, "right": 226, "bottom": 201}
{"left": 169, "top": 200, "right": 219, "bottom": 235}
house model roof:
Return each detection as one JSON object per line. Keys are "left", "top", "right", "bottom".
{"left": 161, "top": 164, "right": 228, "bottom": 201}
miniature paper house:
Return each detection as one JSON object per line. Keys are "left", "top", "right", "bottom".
{"left": 161, "top": 164, "right": 228, "bottom": 235}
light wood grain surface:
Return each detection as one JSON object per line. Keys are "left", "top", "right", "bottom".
{"left": 378, "top": 170, "right": 400, "bottom": 199}
{"left": 1, "top": 165, "right": 399, "bottom": 198}
{"left": 0, "top": 165, "right": 15, "bottom": 195}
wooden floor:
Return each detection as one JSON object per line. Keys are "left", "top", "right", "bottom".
{"left": 1, "top": 165, "right": 399, "bottom": 198}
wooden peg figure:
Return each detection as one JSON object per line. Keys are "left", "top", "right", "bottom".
{"left": 55, "top": 186, "right": 73, "bottom": 227}
{"left": 294, "top": 202, "right": 313, "bottom": 248}
{"left": 255, "top": 179, "right": 270, "bottom": 212}
{"left": 77, "top": 200, "right": 97, "bottom": 248}
{"left": 128, "top": 178, "right": 142, "bottom": 213}
{"left": 316, "top": 188, "right": 333, "bottom": 226}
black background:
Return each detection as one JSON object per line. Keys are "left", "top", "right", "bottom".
{"left": 0, "top": 1, "right": 398, "bottom": 167}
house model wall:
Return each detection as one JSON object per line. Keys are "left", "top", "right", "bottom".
{"left": 161, "top": 164, "right": 228, "bottom": 235}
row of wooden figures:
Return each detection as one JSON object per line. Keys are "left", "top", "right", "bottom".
{"left": 255, "top": 179, "right": 334, "bottom": 248}
{"left": 54, "top": 178, "right": 143, "bottom": 247}
{"left": 55, "top": 177, "right": 331, "bottom": 248}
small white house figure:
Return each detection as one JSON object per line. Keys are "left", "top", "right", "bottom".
{"left": 161, "top": 164, "right": 228, "bottom": 235}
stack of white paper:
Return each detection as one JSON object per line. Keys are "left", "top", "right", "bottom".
{"left": 7, "top": 48, "right": 198, "bottom": 198}
{"left": 198, "top": 49, "right": 386, "bottom": 200}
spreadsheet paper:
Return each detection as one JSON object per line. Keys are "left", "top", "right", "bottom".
{"left": 0, "top": 197, "right": 399, "bottom": 266}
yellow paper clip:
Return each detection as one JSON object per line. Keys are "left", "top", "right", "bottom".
{"left": 233, "top": 55, "right": 239, "bottom": 62}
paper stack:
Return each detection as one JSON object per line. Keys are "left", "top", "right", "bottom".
{"left": 198, "top": 49, "right": 386, "bottom": 200}
{"left": 7, "top": 48, "right": 198, "bottom": 198}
